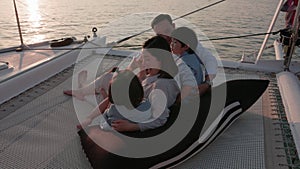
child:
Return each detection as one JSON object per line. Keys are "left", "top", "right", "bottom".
{"left": 87, "top": 69, "right": 151, "bottom": 130}
{"left": 170, "top": 27, "right": 205, "bottom": 86}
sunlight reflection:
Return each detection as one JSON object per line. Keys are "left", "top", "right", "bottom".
{"left": 26, "top": 0, "right": 41, "bottom": 26}
{"left": 27, "top": 34, "right": 45, "bottom": 44}
{"left": 25, "top": 0, "right": 43, "bottom": 43}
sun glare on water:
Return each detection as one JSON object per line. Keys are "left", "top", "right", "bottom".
{"left": 26, "top": 0, "right": 40, "bottom": 25}
{"left": 24, "top": 0, "right": 46, "bottom": 43}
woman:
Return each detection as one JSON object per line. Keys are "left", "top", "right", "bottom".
{"left": 80, "top": 36, "right": 180, "bottom": 132}
{"left": 112, "top": 35, "right": 180, "bottom": 131}
{"left": 77, "top": 36, "right": 196, "bottom": 169}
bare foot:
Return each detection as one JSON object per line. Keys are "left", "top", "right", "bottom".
{"left": 63, "top": 90, "right": 85, "bottom": 100}
{"left": 78, "top": 70, "right": 88, "bottom": 88}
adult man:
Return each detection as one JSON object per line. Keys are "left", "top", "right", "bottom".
{"left": 151, "top": 14, "right": 218, "bottom": 95}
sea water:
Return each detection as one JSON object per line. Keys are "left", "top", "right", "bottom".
{"left": 0, "top": 0, "right": 294, "bottom": 60}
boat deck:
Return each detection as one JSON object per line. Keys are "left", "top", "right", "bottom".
{"left": 176, "top": 69, "right": 298, "bottom": 169}
{"left": 0, "top": 43, "right": 79, "bottom": 82}
{"left": 0, "top": 42, "right": 86, "bottom": 105}
{"left": 0, "top": 54, "right": 299, "bottom": 169}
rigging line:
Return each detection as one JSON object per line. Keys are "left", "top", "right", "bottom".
{"left": 116, "top": 0, "right": 226, "bottom": 44}
{"left": 21, "top": 44, "right": 142, "bottom": 51}
{"left": 172, "top": 0, "right": 225, "bottom": 21}
{"left": 21, "top": 31, "right": 279, "bottom": 51}
{"left": 201, "top": 30, "right": 281, "bottom": 41}
{"left": 19, "top": 29, "right": 283, "bottom": 51}
{"left": 14, "top": 0, "right": 88, "bottom": 36}
{"left": 23, "top": 30, "right": 280, "bottom": 51}
{"left": 19, "top": 28, "right": 282, "bottom": 51}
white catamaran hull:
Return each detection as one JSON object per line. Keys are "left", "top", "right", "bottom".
{"left": 0, "top": 43, "right": 83, "bottom": 104}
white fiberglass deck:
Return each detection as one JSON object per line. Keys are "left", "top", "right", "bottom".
{"left": 0, "top": 42, "right": 84, "bottom": 105}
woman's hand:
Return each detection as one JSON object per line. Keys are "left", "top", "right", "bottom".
{"left": 111, "top": 120, "right": 139, "bottom": 132}
{"left": 198, "top": 83, "right": 211, "bottom": 96}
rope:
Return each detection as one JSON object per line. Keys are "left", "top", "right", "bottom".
{"left": 172, "top": 0, "right": 226, "bottom": 21}
{"left": 201, "top": 30, "right": 282, "bottom": 41}
{"left": 9, "top": 0, "right": 284, "bottom": 51}
{"left": 116, "top": 0, "right": 226, "bottom": 44}
{"left": 5, "top": 29, "right": 283, "bottom": 52}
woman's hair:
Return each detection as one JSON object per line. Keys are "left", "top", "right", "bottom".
{"left": 142, "top": 36, "right": 178, "bottom": 79}
{"left": 108, "top": 70, "right": 144, "bottom": 109}
{"left": 171, "top": 27, "right": 198, "bottom": 54}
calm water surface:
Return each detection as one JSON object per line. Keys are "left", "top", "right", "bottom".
{"left": 0, "top": 0, "right": 292, "bottom": 60}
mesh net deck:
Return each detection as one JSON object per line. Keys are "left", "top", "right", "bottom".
{"left": 0, "top": 56, "right": 297, "bottom": 168}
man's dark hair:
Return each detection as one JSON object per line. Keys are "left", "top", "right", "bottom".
{"left": 151, "top": 14, "right": 172, "bottom": 28}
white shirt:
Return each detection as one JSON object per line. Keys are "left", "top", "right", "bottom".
{"left": 195, "top": 43, "right": 218, "bottom": 76}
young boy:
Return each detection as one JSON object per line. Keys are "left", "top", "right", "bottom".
{"left": 171, "top": 27, "right": 204, "bottom": 85}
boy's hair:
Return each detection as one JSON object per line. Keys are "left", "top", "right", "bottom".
{"left": 143, "top": 36, "right": 178, "bottom": 79}
{"left": 171, "top": 27, "right": 198, "bottom": 54}
{"left": 151, "top": 14, "right": 173, "bottom": 28}
{"left": 108, "top": 70, "right": 144, "bottom": 109}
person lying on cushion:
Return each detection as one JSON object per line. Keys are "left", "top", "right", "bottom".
{"left": 79, "top": 36, "right": 180, "bottom": 132}
{"left": 83, "top": 69, "right": 152, "bottom": 131}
